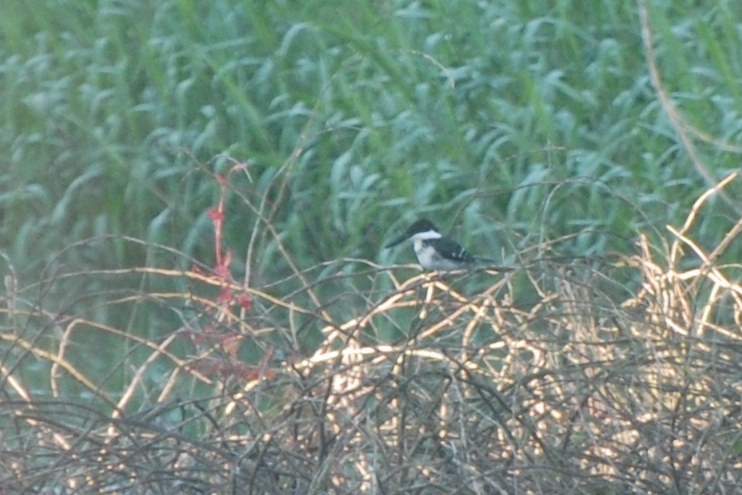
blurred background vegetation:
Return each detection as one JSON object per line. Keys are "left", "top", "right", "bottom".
{"left": 3, "top": 0, "right": 741, "bottom": 285}
{"left": 2, "top": 1, "right": 741, "bottom": 492}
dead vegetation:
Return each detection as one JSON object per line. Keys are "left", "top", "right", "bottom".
{"left": 1, "top": 178, "right": 740, "bottom": 495}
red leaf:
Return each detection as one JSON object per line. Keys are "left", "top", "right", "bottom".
{"left": 236, "top": 294, "right": 252, "bottom": 310}
{"left": 217, "top": 287, "right": 232, "bottom": 303}
{"left": 208, "top": 208, "right": 224, "bottom": 222}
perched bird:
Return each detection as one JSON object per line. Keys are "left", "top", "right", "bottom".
{"left": 385, "top": 218, "right": 502, "bottom": 271}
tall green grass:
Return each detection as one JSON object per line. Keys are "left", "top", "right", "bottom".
{"left": 1, "top": 2, "right": 741, "bottom": 491}
{"left": 1, "top": 0, "right": 741, "bottom": 285}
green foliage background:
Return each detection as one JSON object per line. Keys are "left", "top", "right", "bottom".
{"left": 2, "top": 0, "right": 741, "bottom": 286}
{"left": 2, "top": 2, "right": 741, "bottom": 491}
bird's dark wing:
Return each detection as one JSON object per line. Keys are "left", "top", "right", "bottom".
{"left": 425, "top": 237, "right": 476, "bottom": 263}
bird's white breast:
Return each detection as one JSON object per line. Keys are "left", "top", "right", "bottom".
{"left": 413, "top": 238, "right": 465, "bottom": 270}
{"left": 413, "top": 239, "right": 437, "bottom": 269}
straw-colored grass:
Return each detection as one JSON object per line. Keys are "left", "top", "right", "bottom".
{"left": 2, "top": 177, "right": 739, "bottom": 494}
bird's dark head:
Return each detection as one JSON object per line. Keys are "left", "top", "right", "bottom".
{"left": 385, "top": 218, "right": 440, "bottom": 248}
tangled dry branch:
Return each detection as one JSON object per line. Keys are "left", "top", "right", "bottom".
{"left": 1, "top": 181, "right": 741, "bottom": 494}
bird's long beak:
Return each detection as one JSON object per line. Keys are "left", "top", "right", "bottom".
{"left": 384, "top": 232, "right": 409, "bottom": 249}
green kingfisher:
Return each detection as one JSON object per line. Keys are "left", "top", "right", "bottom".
{"left": 385, "top": 218, "right": 499, "bottom": 271}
